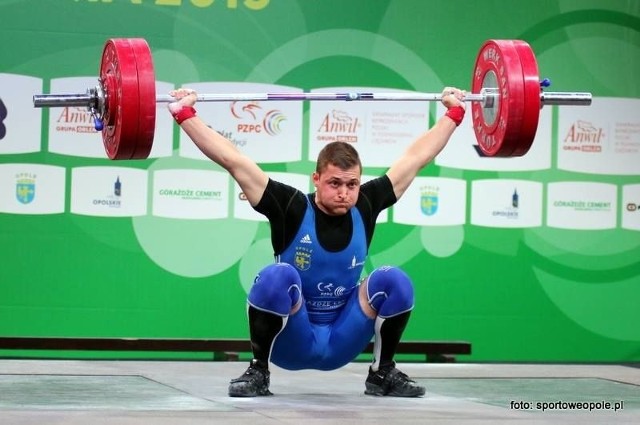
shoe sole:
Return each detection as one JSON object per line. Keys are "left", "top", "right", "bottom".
{"left": 364, "top": 384, "right": 425, "bottom": 398}
{"left": 228, "top": 388, "right": 273, "bottom": 397}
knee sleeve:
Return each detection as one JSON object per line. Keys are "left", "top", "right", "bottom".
{"left": 366, "top": 266, "right": 414, "bottom": 318}
{"left": 248, "top": 263, "right": 302, "bottom": 316}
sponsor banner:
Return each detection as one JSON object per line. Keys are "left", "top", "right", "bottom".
{"left": 392, "top": 177, "right": 466, "bottom": 226}
{"left": 308, "top": 87, "right": 428, "bottom": 167}
{"left": 48, "top": 77, "right": 174, "bottom": 159}
{"left": 0, "top": 163, "right": 66, "bottom": 214}
{"left": 470, "top": 179, "right": 543, "bottom": 228}
{"left": 434, "top": 103, "right": 552, "bottom": 171}
{"left": 48, "top": 77, "right": 113, "bottom": 157}
{"left": 558, "top": 97, "right": 640, "bottom": 175}
{"left": 152, "top": 169, "right": 229, "bottom": 219}
{"left": 233, "top": 172, "right": 310, "bottom": 221}
{"left": 622, "top": 184, "right": 640, "bottom": 231}
{"left": 547, "top": 182, "right": 617, "bottom": 230}
{"left": 0, "top": 73, "right": 42, "bottom": 155}
{"left": 179, "top": 82, "right": 303, "bottom": 163}
{"left": 70, "top": 166, "right": 148, "bottom": 217}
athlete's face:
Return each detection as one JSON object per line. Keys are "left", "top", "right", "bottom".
{"left": 313, "top": 163, "right": 361, "bottom": 216}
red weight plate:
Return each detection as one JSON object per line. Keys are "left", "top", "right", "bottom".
{"left": 129, "top": 38, "right": 156, "bottom": 159}
{"left": 511, "top": 40, "right": 541, "bottom": 157}
{"left": 100, "top": 39, "right": 139, "bottom": 160}
{"left": 471, "top": 40, "right": 525, "bottom": 157}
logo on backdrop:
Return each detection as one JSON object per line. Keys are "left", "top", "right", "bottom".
{"left": 230, "top": 101, "right": 287, "bottom": 136}
{"left": 92, "top": 177, "right": 122, "bottom": 208}
{"left": 15, "top": 172, "right": 36, "bottom": 204}
{"left": 55, "top": 107, "right": 96, "bottom": 134}
{"left": 420, "top": 185, "right": 439, "bottom": 216}
{"left": 316, "top": 110, "right": 360, "bottom": 143}
{"left": 562, "top": 120, "right": 605, "bottom": 153}
{"left": 0, "top": 97, "right": 7, "bottom": 140}
{"left": 552, "top": 199, "right": 612, "bottom": 212}
{"left": 491, "top": 189, "right": 520, "bottom": 219}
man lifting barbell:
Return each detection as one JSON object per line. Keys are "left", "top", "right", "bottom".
{"left": 168, "top": 86, "right": 466, "bottom": 397}
{"left": 30, "top": 37, "right": 593, "bottom": 396}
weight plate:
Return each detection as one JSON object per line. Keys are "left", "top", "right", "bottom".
{"left": 471, "top": 39, "right": 525, "bottom": 157}
{"left": 100, "top": 39, "right": 140, "bottom": 160}
{"left": 511, "top": 40, "right": 541, "bottom": 157}
{"left": 129, "top": 38, "right": 156, "bottom": 159}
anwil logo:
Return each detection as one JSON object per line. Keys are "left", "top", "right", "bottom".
{"left": 317, "top": 110, "right": 360, "bottom": 143}
{"left": 56, "top": 107, "right": 95, "bottom": 133}
{"left": 563, "top": 120, "right": 605, "bottom": 152}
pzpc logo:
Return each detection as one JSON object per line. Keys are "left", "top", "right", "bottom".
{"left": 627, "top": 203, "right": 639, "bottom": 212}
{"left": 231, "top": 101, "right": 286, "bottom": 136}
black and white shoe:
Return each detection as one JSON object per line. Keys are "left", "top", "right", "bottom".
{"left": 228, "top": 359, "right": 273, "bottom": 397}
{"left": 364, "top": 362, "right": 425, "bottom": 397}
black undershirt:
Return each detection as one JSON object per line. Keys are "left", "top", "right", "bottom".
{"left": 254, "top": 175, "right": 397, "bottom": 255}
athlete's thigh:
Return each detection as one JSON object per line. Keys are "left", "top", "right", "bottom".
{"left": 270, "top": 303, "right": 319, "bottom": 370}
{"left": 324, "top": 287, "right": 375, "bottom": 368}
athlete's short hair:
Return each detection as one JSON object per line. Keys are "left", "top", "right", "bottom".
{"left": 315, "top": 142, "right": 362, "bottom": 174}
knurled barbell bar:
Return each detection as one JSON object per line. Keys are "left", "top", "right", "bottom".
{"left": 32, "top": 38, "right": 592, "bottom": 160}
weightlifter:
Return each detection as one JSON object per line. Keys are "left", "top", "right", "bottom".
{"left": 168, "top": 86, "right": 466, "bottom": 397}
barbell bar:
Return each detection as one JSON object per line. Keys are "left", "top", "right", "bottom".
{"left": 32, "top": 38, "right": 592, "bottom": 160}
{"left": 33, "top": 90, "right": 593, "bottom": 106}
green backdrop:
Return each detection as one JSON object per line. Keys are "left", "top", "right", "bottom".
{"left": 0, "top": 0, "right": 639, "bottom": 362}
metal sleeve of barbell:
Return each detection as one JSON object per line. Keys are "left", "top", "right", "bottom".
{"left": 154, "top": 92, "right": 488, "bottom": 103}
{"left": 541, "top": 92, "right": 592, "bottom": 106}
{"left": 33, "top": 94, "right": 93, "bottom": 107}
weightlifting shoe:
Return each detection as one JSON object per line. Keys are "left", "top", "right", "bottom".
{"left": 364, "top": 362, "right": 425, "bottom": 397}
{"left": 228, "top": 359, "right": 273, "bottom": 397}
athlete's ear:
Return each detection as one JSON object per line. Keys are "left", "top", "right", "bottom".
{"left": 312, "top": 172, "right": 320, "bottom": 187}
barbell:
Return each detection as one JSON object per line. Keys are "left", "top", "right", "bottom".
{"left": 33, "top": 38, "right": 592, "bottom": 160}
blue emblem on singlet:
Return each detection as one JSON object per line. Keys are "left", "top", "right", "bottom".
{"left": 278, "top": 198, "right": 367, "bottom": 324}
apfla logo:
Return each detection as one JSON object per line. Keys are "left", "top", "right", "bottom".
{"left": 316, "top": 109, "right": 360, "bottom": 143}
{"left": 563, "top": 120, "right": 605, "bottom": 153}
{"left": 420, "top": 185, "right": 439, "bottom": 216}
{"left": 0, "top": 97, "right": 7, "bottom": 140}
{"left": 15, "top": 172, "right": 36, "bottom": 204}
{"left": 230, "top": 101, "right": 286, "bottom": 136}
